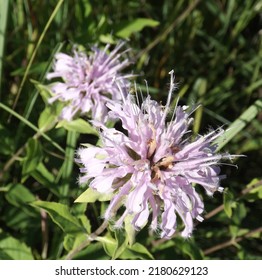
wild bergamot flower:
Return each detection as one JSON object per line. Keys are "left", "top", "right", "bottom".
{"left": 77, "top": 71, "right": 236, "bottom": 239}
{"left": 46, "top": 42, "right": 133, "bottom": 123}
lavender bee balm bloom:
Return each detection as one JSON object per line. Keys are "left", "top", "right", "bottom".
{"left": 47, "top": 42, "right": 132, "bottom": 122}
{"left": 78, "top": 71, "right": 236, "bottom": 239}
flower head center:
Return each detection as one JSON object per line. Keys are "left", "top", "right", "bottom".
{"left": 150, "top": 155, "right": 175, "bottom": 182}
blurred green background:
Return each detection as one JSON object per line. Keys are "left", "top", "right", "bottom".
{"left": 0, "top": 0, "right": 261, "bottom": 260}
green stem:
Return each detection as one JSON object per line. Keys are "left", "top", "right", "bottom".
{"left": 60, "top": 130, "right": 78, "bottom": 204}
{"left": 0, "top": 102, "right": 63, "bottom": 177}
{"left": 203, "top": 227, "right": 262, "bottom": 255}
{"left": 65, "top": 220, "right": 109, "bottom": 260}
{"left": 0, "top": 102, "right": 64, "bottom": 153}
{"left": 204, "top": 180, "right": 262, "bottom": 220}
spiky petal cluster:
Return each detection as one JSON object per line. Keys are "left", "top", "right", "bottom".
{"left": 77, "top": 72, "right": 235, "bottom": 239}
{"left": 46, "top": 42, "right": 132, "bottom": 122}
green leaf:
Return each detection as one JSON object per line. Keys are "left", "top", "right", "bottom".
{"left": 35, "top": 81, "right": 63, "bottom": 131}
{"left": 242, "top": 178, "right": 262, "bottom": 201}
{"left": 252, "top": 187, "right": 262, "bottom": 199}
{"left": 172, "top": 237, "right": 204, "bottom": 260}
{"left": 223, "top": 189, "right": 236, "bottom": 218}
{"left": 124, "top": 214, "right": 136, "bottom": 246}
{"left": 63, "top": 233, "right": 88, "bottom": 252}
{"left": 119, "top": 242, "right": 154, "bottom": 260}
{"left": 22, "top": 138, "right": 43, "bottom": 178}
{"left": 97, "top": 234, "right": 117, "bottom": 257}
{"left": 4, "top": 207, "right": 35, "bottom": 231}
{"left": 71, "top": 242, "right": 109, "bottom": 260}
{"left": 75, "top": 187, "right": 113, "bottom": 203}
{"left": 116, "top": 18, "right": 159, "bottom": 38}
{"left": 180, "top": 240, "right": 204, "bottom": 260}
{"left": 232, "top": 202, "right": 247, "bottom": 225}
{"left": 4, "top": 184, "right": 37, "bottom": 229}
{"left": 31, "top": 80, "right": 54, "bottom": 105}
{"left": 11, "top": 62, "right": 49, "bottom": 76}
{"left": 239, "top": 137, "right": 262, "bottom": 153}
{"left": 229, "top": 225, "right": 240, "bottom": 238}
{"left": 32, "top": 81, "right": 63, "bottom": 125}
{"left": 38, "top": 106, "right": 59, "bottom": 130}
{"left": 30, "top": 162, "right": 60, "bottom": 197}
{"left": 33, "top": 162, "right": 55, "bottom": 183}
{"left": 0, "top": 229, "right": 34, "bottom": 260}
{"left": 0, "top": 124, "right": 15, "bottom": 155}
{"left": 70, "top": 204, "right": 91, "bottom": 233}
{"left": 5, "top": 183, "right": 35, "bottom": 207}
{"left": 230, "top": 226, "right": 249, "bottom": 239}
{"left": 151, "top": 239, "right": 175, "bottom": 252}
{"left": 31, "top": 201, "right": 84, "bottom": 234}
{"left": 112, "top": 229, "right": 128, "bottom": 260}
{"left": 78, "top": 214, "right": 91, "bottom": 234}
{"left": 99, "top": 34, "right": 116, "bottom": 44}
{"left": 0, "top": 250, "right": 12, "bottom": 260}
{"left": 57, "top": 119, "right": 98, "bottom": 135}
{"left": 192, "top": 78, "right": 207, "bottom": 135}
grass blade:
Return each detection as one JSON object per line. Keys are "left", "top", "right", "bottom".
{"left": 10, "top": 0, "right": 65, "bottom": 118}
{"left": 14, "top": 42, "right": 64, "bottom": 148}
{"left": 0, "top": 102, "right": 64, "bottom": 153}
{"left": 59, "top": 130, "right": 78, "bottom": 203}
{"left": 215, "top": 99, "right": 262, "bottom": 150}
{"left": 0, "top": 0, "right": 9, "bottom": 98}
